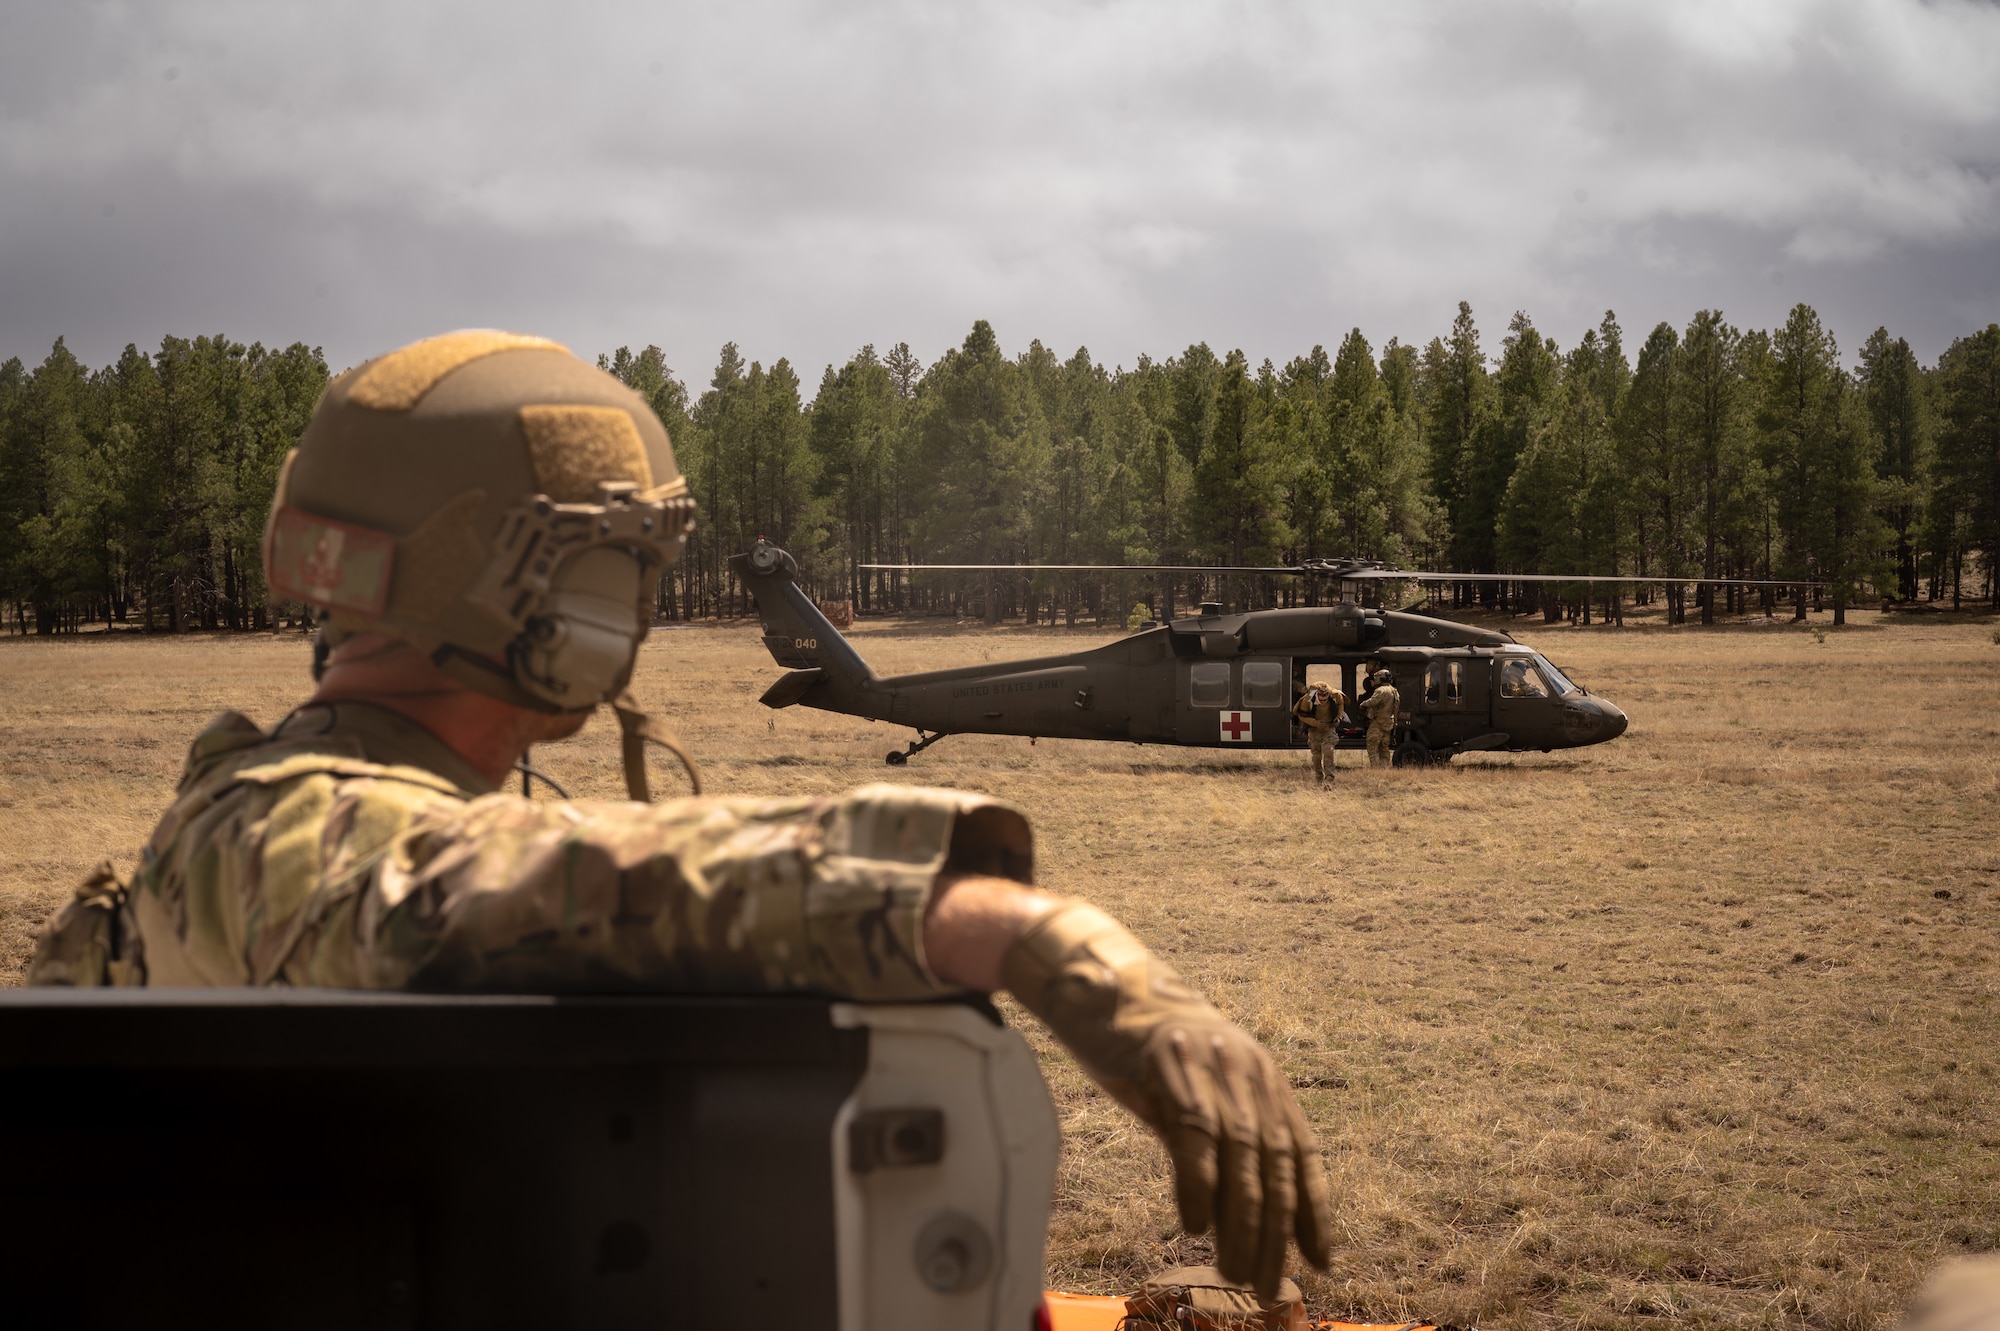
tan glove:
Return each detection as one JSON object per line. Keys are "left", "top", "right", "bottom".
{"left": 1001, "top": 901, "right": 1332, "bottom": 1299}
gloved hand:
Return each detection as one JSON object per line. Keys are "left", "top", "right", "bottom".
{"left": 1000, "top": 901, "right": 1332, "bottom": 1299}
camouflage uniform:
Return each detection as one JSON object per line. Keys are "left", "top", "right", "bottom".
{"left": 1360, "top": 683, "right": 1400, "bottom": 767}
{"left": 29, "top": 702, "right": 1026, "bottom": 996}
{"left": 1290, "top": 688, "right": 1342, "bottom": 784}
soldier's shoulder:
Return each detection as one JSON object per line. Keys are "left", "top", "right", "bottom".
{"left": 229, "top": 750, "right": 469, "bottom": 799}
{"left": 179, "top": 711, "right": 278, "bottom": 785}
{"left": 177, "top": 710, "right": 467, "bottom": 799}
{"left": 151, "top": 714, "right": 467, "bottom": 856}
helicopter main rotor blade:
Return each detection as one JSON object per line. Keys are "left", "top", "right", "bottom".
{"left": 1372, "top": 571, "right": 1825, "bottom": 587}
{"left": 861, "top": 562, "right": 1820, "bottom": 587}
{"left": 857, "top": 563, "right": 1305, "bottom": 575}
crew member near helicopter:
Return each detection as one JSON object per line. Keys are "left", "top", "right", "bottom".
{"left": 26, "top": 330, "right": 1330, "bottom": 1302}
{"left": 1356, "top": 660, "right": 1385, "bottom": 708}
{"left": 1360, "top": 669, "right": 1401, "bottom": 766}
{"left": 1291, "top": 680, "right": 1344, "bottom": 785}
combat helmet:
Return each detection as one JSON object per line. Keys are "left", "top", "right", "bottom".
{"left": 263, "top": 330, "right": 699, "bottom": 796}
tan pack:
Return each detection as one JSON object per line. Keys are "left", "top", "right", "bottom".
{"left": 1123, "top": 1266, "right": 1308, "bottom": 1330}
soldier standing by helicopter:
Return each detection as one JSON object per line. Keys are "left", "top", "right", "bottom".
{"left": 1360, "top": 669, "right": 1401, "bottom": 766}
{"left": 1291, "top": 680, "right": 1343, "bottom": 785}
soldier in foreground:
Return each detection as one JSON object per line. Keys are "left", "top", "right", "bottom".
{"left": 1902, "top": 1256, "right": 2000, "bottom": 1331}
{"left": 27, "top": 331, "right": 1330, "bottom": 1300}
{"left": 1291, "top": 680, "right": 1343, "bottom": 785}
{"left": 1359, "top": 669, "right": 1401, "bottom": 766}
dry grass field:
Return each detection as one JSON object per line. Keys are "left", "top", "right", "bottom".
{"left": 3, "top": 608, "right": 1998, "bottom": 1330}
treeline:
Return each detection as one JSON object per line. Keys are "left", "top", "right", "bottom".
{"left": 4, "top": 304, "right": 1998, "bottom": 636}
{"left": 629, "top": 305, "right": 2000, "bottom": 628}
{"left": 0, "top": 336, "right": 328, "bottom": 633}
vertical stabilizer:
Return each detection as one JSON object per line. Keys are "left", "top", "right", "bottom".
{"left": 730, "top": 542, "right": 880, "bottom": 711}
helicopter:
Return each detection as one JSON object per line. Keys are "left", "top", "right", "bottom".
{"left": 727, "top": 540, "right": 1806, "bottom": 767}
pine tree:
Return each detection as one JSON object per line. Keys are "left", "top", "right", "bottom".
{"left": 602, "top": 345, "right": 697, "bottom": 616}
{"left": 1419, "top": 302, "right": 1495, "bottom": 589}
{"left": 0, "top": 340, "right": 97, "bottom": 633}
{"left": 806, "top": 346, "right": 898, "bottom": 607}
{"left": 1932, "top": 324, "right": 2000, "bottom": 607}
{"left": 911, "top": 321, "right": 1044, "bottom": 621}
{"left": 1620, "top": 322, "right": 1696, "bottom": 620}
{"left": 1191, "top": 351, "right": 1281, "bottom": 608}
{"left": 1679, "top": 311, "right": 1758, "bottom": 622}
{"left": 1760, "top": 306, "right": 1845, "bottom": 618}
{"left": 1857, "top": 328, "right": 1932, "bottom": 601}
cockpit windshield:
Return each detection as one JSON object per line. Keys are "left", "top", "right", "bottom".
{"left": 1498, "top": 658, "right": 1546, "bottom": 698}
{"left": 1533, "top": 655, "right": 1577, "bottom": 696}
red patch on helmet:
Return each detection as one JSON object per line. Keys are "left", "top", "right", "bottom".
{"left": 267, "top": 507, "right": 395, "bottom": 615}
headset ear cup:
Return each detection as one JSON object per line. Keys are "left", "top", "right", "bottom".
{"left": 510, "top": 547, "right": 649, "bottom": 708}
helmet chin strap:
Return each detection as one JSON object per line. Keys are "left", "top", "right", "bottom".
{"left": 611, "top": 690, "right": 702, "bottom": 800}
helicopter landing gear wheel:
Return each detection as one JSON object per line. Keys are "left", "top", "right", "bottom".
{"left": 1392, "top": 739, "right": 1430, "bottom": 768}
{"left": 885, "top": 729, "right": 948, "bottom": 766}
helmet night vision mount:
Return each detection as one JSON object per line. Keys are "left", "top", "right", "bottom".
{"left": 264, "top": 330, "right": 700, "bottom": 797}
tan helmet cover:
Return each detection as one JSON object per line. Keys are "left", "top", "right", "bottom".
{"left": 263, "top": 330, "right": 696, "bottom": 712}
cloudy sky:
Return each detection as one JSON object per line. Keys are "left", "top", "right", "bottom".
{"left": 2, "top": 0, "right": 1996, "bottom": 385}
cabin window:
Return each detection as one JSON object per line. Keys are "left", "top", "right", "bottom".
{"left": 1241, "top": 660, "right": 1285, "bottom": 708}
{"left": 1499, "top": 658, "right": 1549, "bottom": 699}
{"left": 1189, "top": 662, "right": 1232, "bottom": 707}
{"left": 1426, "top": 660, "right": 1464, "bottom": 706}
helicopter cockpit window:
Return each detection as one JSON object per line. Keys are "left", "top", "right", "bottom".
{"left": 1499, "top": 658, "right": 1549, "bottom": 699}
{"left": 1189, "top": 661, "right": 1232, "bottom": 707}
{"left": 1241, "top": 660, "right": 1285, "bottom": 708}
{"left": 1533, "top": 654, "right": 1577, "bottom": 696}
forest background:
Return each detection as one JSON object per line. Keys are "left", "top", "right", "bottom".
{"left": 3, "top": 302, "right": 1998, "bottom": 638}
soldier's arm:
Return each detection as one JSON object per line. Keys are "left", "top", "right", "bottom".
{"left": 281, "top": 782, "right": 1031, "bottom": 998}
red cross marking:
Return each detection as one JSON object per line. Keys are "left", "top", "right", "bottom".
{"left": 1220, "top": 711, "right": 1251, "bottom": 741}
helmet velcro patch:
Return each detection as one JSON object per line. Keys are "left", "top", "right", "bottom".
{"left": 519, "top": 405, "right": 653, "bottom": 502}
{"left": 347, "top": 330, "right": 568, "bottom": 411}
{"left": 389, "top": 489, "right": 489, "bottom": 621}
{"left": 266, "top": 508, "right": 396, "bottom": 615}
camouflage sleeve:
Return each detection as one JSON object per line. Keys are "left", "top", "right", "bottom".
{"left": 286, "top": 782, "right": 1034, "bottom": 998}
{"left": 24, "top": 862, "right": 138, "bottom": 987}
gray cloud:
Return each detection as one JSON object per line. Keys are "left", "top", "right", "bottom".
{"left": 2, "top": 0, "right": 1995, "bottom": 382}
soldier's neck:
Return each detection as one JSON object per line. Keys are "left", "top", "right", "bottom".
{"left": 306, "top": 682, "right": 533, "bottom": 788}
{"left": 309, "top": 642, "right": 588, "bottom": 789}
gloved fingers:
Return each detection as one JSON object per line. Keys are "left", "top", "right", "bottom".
{"left": 1251, "top": 1061, "right": 1298, "bottom": 1302}
{"left": 1166, "top": 1117, "right": 1221, "bottom": 1241}
{"left": 1209, "top": 1032, "right": 1268, "bottom": 1290}
{"left": 1285, "top": 1090, "right": 1334, "bottom": 1270}
{"left": 1157, "top": 1028, "right": 1221, "bottom": 1237}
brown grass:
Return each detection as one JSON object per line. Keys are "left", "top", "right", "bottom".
{"left": 4, "top": 609, "right": 1999, "bottom": 1330}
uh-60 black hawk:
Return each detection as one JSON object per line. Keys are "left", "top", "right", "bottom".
{"left": 728, "top": 540, "right": 1800, "bottom": 768}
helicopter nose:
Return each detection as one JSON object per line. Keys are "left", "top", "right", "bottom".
{"left": 1596, "top": 700, "right": 1628, "bottom": 741}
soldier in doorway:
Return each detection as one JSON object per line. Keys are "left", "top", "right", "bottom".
{"left": 26, "top": 330, "right": 1329, "bottom": 1300}
{"left": 1291, "top": 680, "right": 1344, "bottom": 785}
{"left": 1360, "top": 669, "right": 1401, "bottom": 767}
